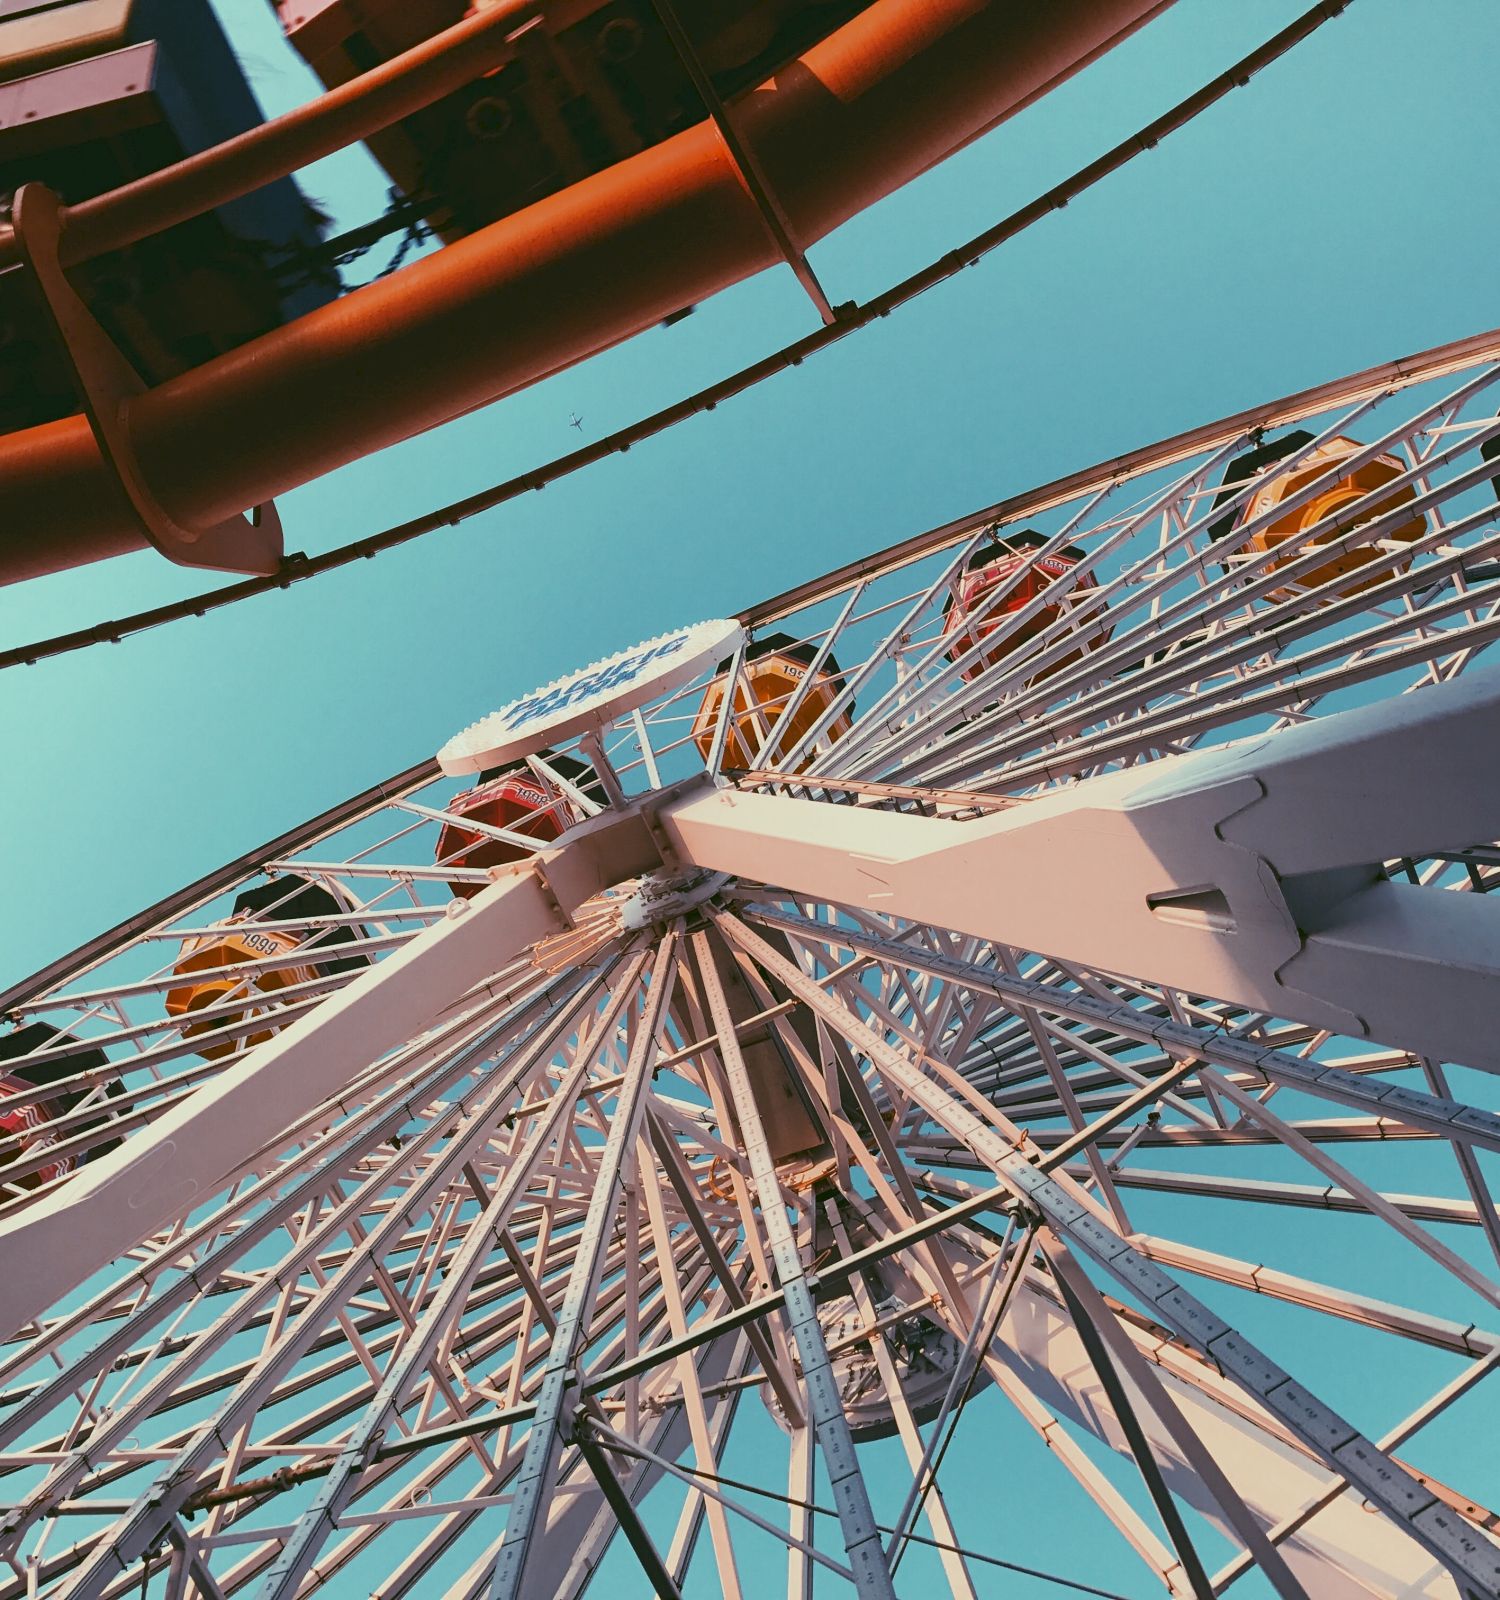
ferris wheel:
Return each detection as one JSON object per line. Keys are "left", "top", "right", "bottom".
{"left": 1, "top": 339, "right": 1499, "bottom": 1600}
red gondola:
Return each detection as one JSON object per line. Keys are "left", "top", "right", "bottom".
{"left": 0, "top": 1022, "right": 120, "bottom": 1190}
{"left": 436, "top": 751, "right": 603, "bottom": 898}
{"left": 941, "top": 530, "right": 1107, "bottom": 688}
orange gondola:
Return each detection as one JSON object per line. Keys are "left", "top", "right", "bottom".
{"left": 165, "top": 875, "right": 368, "bottom": 1060}
{"left": 690, "top": 632, "right": 852, "bottom": 772}
{"left": 1210, "top": 431, "right": 1427, "bottom": 602}
{"left": 941, "top": 529, "right": 1107, "bottom": 688}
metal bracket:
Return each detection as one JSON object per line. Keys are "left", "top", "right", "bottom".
{"left": 645, "top": 0, "right": 841, "bottom": 327}
{"left": 11, "top": 184, "right": 282, "bottom": 576}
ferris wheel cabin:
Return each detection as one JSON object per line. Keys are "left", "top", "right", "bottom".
{"left": 164, "top": 874, "right": 369, "bottom": 1060}
{"left": 0, "top": 1022, "right": 120, "bottom": 1192}
{"left": 940, "top": 529, "right": 1108, "bottom": 687}
{"left": 691, "top": 632, "right": 852, "bottom": 772}
{"left": 1210, "top": 430, "right": 1428, "bottom": 602}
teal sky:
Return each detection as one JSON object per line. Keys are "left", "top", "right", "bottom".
{"left": 1, "top": 6, "right": 1498, "bottom": 1592}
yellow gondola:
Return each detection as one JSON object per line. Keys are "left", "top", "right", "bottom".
{"left": 165, "top": 875, "right": 367, "bottom": 1060}
{"left": 691, "top": 632, "right": 851, "bottom": 772}
{"left": 1212, "top": 431, "right": 1426, "bottom": 602}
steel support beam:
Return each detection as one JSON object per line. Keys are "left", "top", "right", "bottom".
{"left": 741, "top": 906, "right": 1500, "bottom": 1155}
{"left": 646, "top": 0, "right": 837, "bottom": 325}
{"left": 0, "top": 804, "right": 661, "bottom": 1342}
{"left": 659, "top": 665, "right": 1500, "bottom": 1067}
{"left": 250, "top": 953, "right": 653, "bottom": 1600}
{"left": 573, "top": 1426, "right": 686, "bottom": 1600}
{"left": 1045, "top": 1235, "right": 1308, "bottom": 1600}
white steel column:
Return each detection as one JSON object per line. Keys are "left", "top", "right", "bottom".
{"left": 661, "top": 665, "right": 1500, "bottom": 1067}
{"left": 740, "top": 906, "right": 1500, "bottom": 1159}
{"left": 252, "top": 947, "right": 654, "bottom": 1600}
{"left": 486, "top": 928, "right": 680, "bottom": 1600}
{"left": 0, "top": 809, "right": 661, "bottom": 1341}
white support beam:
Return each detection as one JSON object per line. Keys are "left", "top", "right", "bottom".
{"left": 0, "top": 807, "right": 662, "bottom": 1343}
{"left": 660, "top": 666, "right": 1500, "bottom": 1068}
{"left": 486, "top": 931, "right": 679, "bottom": 1600}
{"left": 712, "top": 911, "right": 1500, "bottom": 1599}
{"left": 251, "top": 951, "right": 653, "bottom": 1600}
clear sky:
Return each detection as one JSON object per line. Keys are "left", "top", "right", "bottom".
{"left": 1, "top": 5, "right": 1498, "bottom": 1592}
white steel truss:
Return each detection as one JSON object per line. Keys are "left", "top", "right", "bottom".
{"left": 1, "top": 343, "right": 1499, "bottom": 1598}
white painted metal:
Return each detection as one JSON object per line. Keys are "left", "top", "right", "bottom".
{"left": 995, "top": 1273, "right": 1469, "bottom": 1599}
{"left": 487, "top": 931, "right": 680, "bottom": 1600}
{"left": 692, "top": 929, "right": 895, "bottom": 1598}
{"left": 1, "top": 343, "right": 1498, "bottom": 1600}
{"left": 660, "top": 664, "right": 1500, "bottom": 1067}
{"left": 713, "top": 911, "right": 1500, "bottom": 1599}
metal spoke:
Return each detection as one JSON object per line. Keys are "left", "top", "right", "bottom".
{"left": 692, "top": 926, "right": 896, "bottom": 1598}
{"left": 485, "top": 928, "right": 680, "bottom": 1599}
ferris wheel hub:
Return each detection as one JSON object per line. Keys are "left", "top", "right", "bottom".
{"left": 619, "top": 867, "right": 732, "bottom": 930}
{"left": 529, "top": 867, "right": 731, "bottom": 973}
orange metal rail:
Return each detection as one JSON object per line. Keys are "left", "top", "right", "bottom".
{"left": 0, "top": 1, "right": 1368, "bottom": 670}
{"left": 0, "top": 0, "right": 1170, "bottom": 584}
